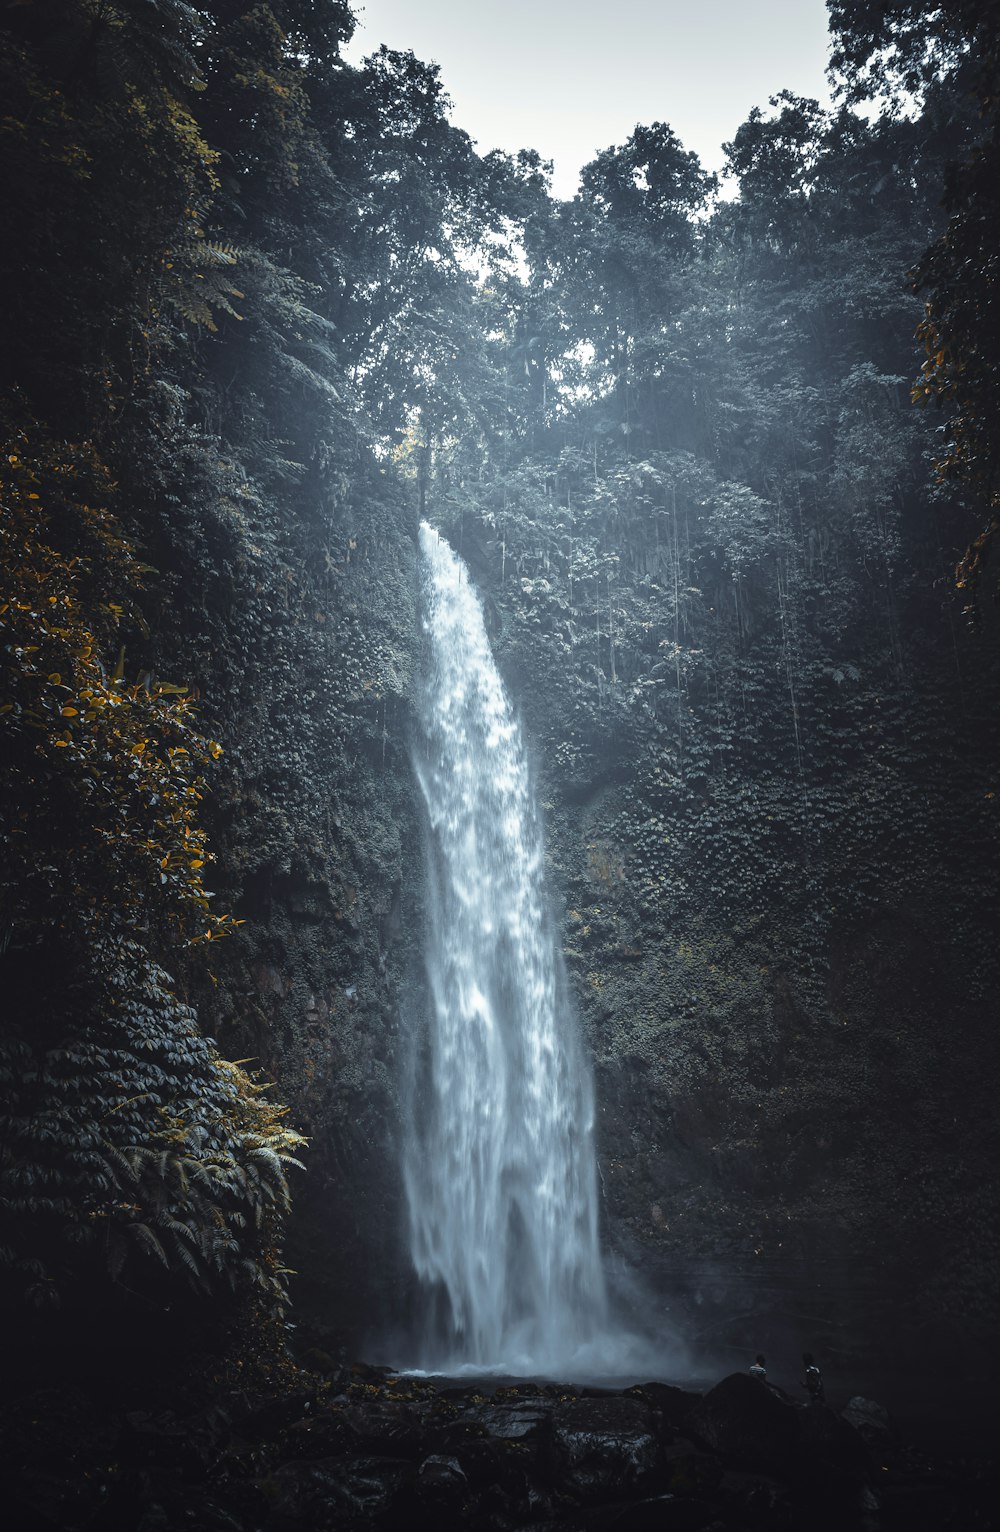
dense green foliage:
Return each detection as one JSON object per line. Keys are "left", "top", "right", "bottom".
{"left": 1, "top": 0, "right": 998, "bottom": 1353}
{"left": 829, "top": 1, "right": 1000, "bottom": 604}
{"left": 0, "top": 0, "right": 529, "bottom": 1327}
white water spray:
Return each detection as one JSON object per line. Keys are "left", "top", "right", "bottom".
{"left": 404, "top": 522, "right": 615, "bottom": 1376}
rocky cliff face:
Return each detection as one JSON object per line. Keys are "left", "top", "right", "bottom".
{"left": 458, "top": 500, "right": 1000, "bottom": 1392}
{"left": 231, "top": 468, "right": 998, "bottom": 1407}
{"left": 154, "top": 478, "right": 427, "bottom": 1347}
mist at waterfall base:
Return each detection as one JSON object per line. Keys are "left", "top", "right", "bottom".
{"left": 399, "top": 521, "right": 684, "bottom": 1383}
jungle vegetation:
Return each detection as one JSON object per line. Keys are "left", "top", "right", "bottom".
{"left": 1, "top": 0, "right": 998, "bottom": 1346}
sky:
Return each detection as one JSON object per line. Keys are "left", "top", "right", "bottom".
{"left": 343, "top": 0, "right": 835, "bottom": 200}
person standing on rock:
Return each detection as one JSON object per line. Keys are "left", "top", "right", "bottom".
{"left": 749, "top": 1353, "right": 767, "bottom": 1382}
{"left": 800, "top": 1352, "right": 825, "bottom": 1403}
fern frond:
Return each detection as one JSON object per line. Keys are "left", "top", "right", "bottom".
{"left": 128, "top": 1221, "right": 169, "bottom": 1266}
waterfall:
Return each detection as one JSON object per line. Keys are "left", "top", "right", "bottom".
{"left": 404, "top": 521, "right": 610, "bottom": 1376}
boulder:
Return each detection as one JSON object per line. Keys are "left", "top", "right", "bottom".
{"left": 627, "top": 1381, "right": 703, "bottom": 1435}
{"left": 343, "top": 1399, "right": 428, "bottom": 1458}
{"left": 661, "top": 1439, "right": 725, "bottom": 1499}
{"left": 690, "top": 1373, "right": 800, "bottom": 1477}
{"left": 451, "top": 1436, "right": 546, "bottom": 1501}
{"left": 415, "top": 1452, "right": 468, "bottom": 1514}
{"left": 691, "top": 1374, "right": 872, "bottom": 1493}
{"left": 796, "top": 1401, "right": 872, "bottom": 1489}
{"left": 260, "top": 1454, "right": 414, "bottom": 1520}
{"left": 473, "top": 1396, "right": 553, "bottom": 1441}
{"left": 546, "top": 1393, "right": 661, "bottom": 1501}
{"left": 841, "top": 1396, "right": 894, "bottom": 1446}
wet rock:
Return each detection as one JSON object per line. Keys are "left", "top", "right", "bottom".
{"left": 260, "top": 1453, "right": 414, "bottom": 1520}
{"left": 661, "top": 1439, "right": 725, "bottom": 1498}
{"left": 450, "top": 1438, "right": 507, "bottom": 1489}
{"left": 842, "top": 1395, "right": 894, "bottom": 1445}
{"left": 467, "top": 1396, "right": 552, "bottom": 1441}
{"left": 416, "top": 1452, "right": 469, "bottom": 1514}
{"left": 451, "top": 1436, "right": 546, "bottom": 1501}
{"left": 473, "top": 1479, "right": 535, "bottom": 1529}
{"left": 627, "top": 1381, "right": 702, "bottom": 1433}
{"left": 462, "top": 1435, "right": 550, "bottom": 1522}
{"left": 418, "top": 1451, "right": 466, "bottom": 1482}
{"left": 427, "top": 1416, "right": 493, "bottom": 1457}
{"left": 343, "top": 1399, "right": 429, "bottom": 1458}
{"left": 547, "top": 1394, "right": 660, "bottom": 1501}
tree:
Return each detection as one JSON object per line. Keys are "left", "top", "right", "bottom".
{"left": 828, "top": 0, "right": 1000, "bottom": 605}
{"left": 568, "top": 124, "right": 716, "bottom": 440}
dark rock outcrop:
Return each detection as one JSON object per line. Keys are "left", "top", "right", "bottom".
{"left": 546, "top": 1393, "right": 660, "bottom": 1500}
{"left": 690, "top": 1372, "right": 801, "bottom": 1476}
{"left": 13, "top": 1368, "right": 991, "bottom": 1531}
{"left": 842, "top": 1394, "right": 895, "bottom": 1445}
{"left": 691, "top": 1371, "right": 871, "bottom": 1490}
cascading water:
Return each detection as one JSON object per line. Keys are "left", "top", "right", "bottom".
{"left": 404, "top": 521, "right": 610, "bottom": 1376}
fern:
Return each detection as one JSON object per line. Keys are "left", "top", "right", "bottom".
{"left": 0, "top": 940, "right": 305, "bottom": 1309}
{"left": 128, "top": 1221, "right": 169, "bottom": 1267}
{"left": 163, "top": 238, "right": 245, "bottom": 332}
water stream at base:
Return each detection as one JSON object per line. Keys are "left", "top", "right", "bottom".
{"left": 403, "top": 522, "right": 644, "bottom": 1378}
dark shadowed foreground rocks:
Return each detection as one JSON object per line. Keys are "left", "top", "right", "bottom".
{"left": 4, "top": 1366, "right": 997, "bottom": 1531}
{"left": 690, "top": 1372, "right": 870, "bottom": 1489}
